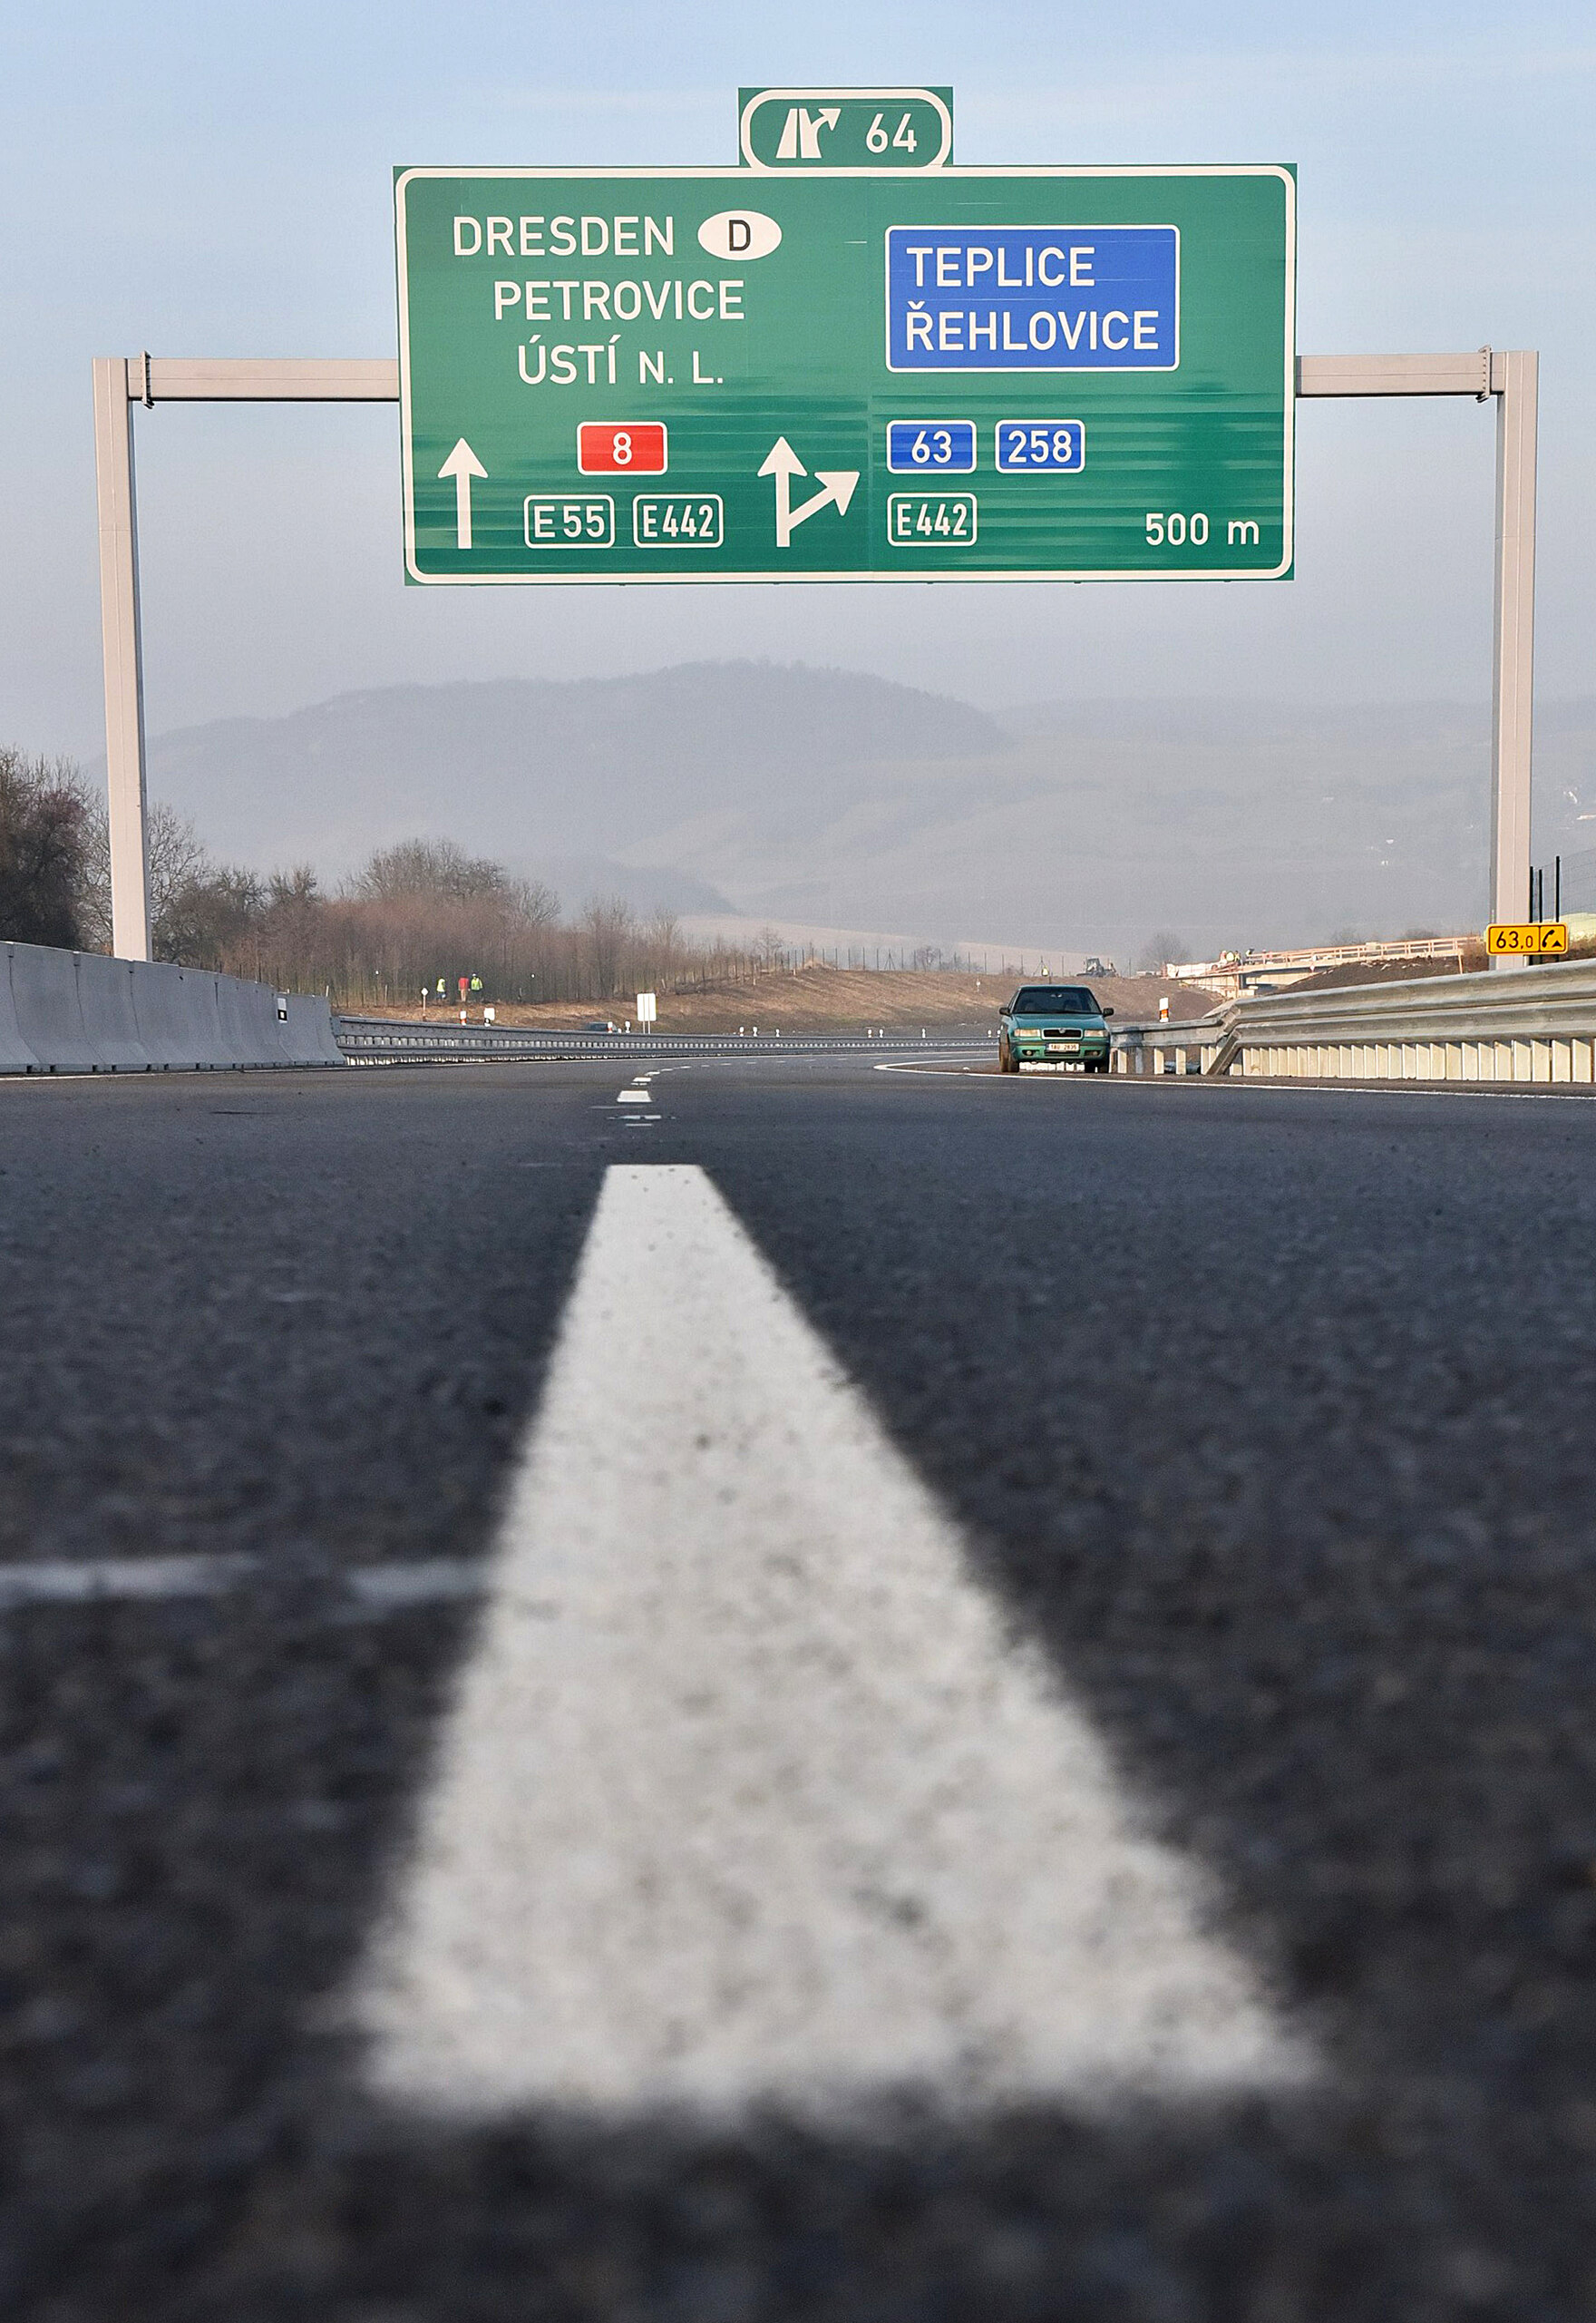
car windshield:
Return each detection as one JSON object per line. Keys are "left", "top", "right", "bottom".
{"left": 1009, "top": 986, "right": 1099, "bottom": 1016}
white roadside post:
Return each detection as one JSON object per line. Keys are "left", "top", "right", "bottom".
{"left": 94, "top": 351, "right": 1538, "bottom": 964}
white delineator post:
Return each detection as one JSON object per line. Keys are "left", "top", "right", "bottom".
{"left": 1491, "top": 350, "right": 1537, "bottom": 933}
{"left": 92, "top": 356, "right": 151, "bottom": 962}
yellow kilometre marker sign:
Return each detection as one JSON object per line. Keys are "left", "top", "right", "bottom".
{"left": 1487, "top": 922, "right": 1568, "bottom": 955}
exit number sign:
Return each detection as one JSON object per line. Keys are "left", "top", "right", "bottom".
{"left": 394, "top": 163, "right": 1296, "bottom": 585}
{"left": 737, "top": 87, "right": 953, "bottom": 170}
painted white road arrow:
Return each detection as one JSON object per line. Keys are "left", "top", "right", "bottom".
{"left": 758, "top": 435, "right": 860, "bottom": 550}
{"left": 355, "top": 1165, "right": 1310, "bottom": 2123}
{"left": 437, "top": 437, "right": 487, "bottom": 550}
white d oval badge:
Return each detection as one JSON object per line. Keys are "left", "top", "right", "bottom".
{"left": 697, "top": 210, "right": 783, "bottom": 262}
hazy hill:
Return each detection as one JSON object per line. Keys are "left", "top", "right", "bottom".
{"left": 142, "top": 661, "right": 1003, "bottom": 897}
{"left": 131, "top": 662, "right": 1596, "bottom": 961}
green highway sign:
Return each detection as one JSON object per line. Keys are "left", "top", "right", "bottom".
{"left": 737, "top": 88, "right": 953, "bottom": 170}
{"left": 394, "top": 165, "right": 1296, "bottom": 586}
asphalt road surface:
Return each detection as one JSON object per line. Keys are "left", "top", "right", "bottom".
{"left": 3, "top": 1056, "right": 1596, "bottom": 2321}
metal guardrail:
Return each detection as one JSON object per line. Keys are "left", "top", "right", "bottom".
{"left": 1113, "top": 958, "right": 1596, "bottom": 1087}
{"left": 334, "top": 1017, "right": 992, "bottom": 1064}
{"left": 1111, "top": 1020, "right": 1232, "bottom": 1079}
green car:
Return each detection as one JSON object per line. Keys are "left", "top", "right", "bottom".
{"left": 997, "top": 983, "right": 1114, "bottom": 1073}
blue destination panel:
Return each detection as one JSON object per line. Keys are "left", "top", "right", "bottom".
{"left": 887, "top": 419, "right": 978, "bottom": 473}
{"left": 885, "top": 224, "right": 1179, "bottom": 372}
{"left": 995, "top": 420, "right": 1085, "bottom": 473}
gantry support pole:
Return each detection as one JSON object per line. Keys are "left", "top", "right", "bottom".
{"left": 1297, "top": 350, "right": 1540, "bottom": 951}
{"left": 1491, "top": 351, "right": 1538, "bottom": 931}
{"left": 92, "top": 356, "right": 151, "bottom": 962}
{"left": 92, "top": 358, "right": 398, "bottom": 961}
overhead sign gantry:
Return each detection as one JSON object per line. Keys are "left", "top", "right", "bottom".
{"left": 91, "top": 89, "right": 1537, "bottom": 963}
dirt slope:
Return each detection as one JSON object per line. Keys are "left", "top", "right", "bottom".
{"left": 345, "top": 969, "right": 1218, "bottom": 1036}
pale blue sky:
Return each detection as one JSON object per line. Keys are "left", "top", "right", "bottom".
{"left": 2, "top": 0, "right": 1592, "bottom": 753}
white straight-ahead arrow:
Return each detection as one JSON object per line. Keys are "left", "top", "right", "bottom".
{"left": 437, "top": 437, "right": 487, "bottom": 550}
{"left": 354, "top": 1164, "right": 1311, "bottom": 2123}
{"left": 758, "top": 435, "right": 860, "bottom": 550}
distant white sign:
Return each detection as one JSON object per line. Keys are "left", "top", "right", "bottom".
{"left": 636, "top": 991, "right": 657, "bottom": 1024}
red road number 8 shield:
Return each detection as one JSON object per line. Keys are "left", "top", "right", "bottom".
{"left": 577, "top": 423, "right": 668, "bottom": 475}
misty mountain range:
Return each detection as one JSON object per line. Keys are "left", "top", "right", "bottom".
{"left": 127, "top": 662, "right": 1596, "bottom": 960}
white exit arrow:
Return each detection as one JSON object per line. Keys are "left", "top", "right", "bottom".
{"left": 758, "top": 435, "right": 860, "bottom": 549}
{"left": 438, "top": 437, "right": 487, "bottom": 550}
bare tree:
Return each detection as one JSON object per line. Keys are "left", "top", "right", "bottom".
{"left": 76, "top": 794, "right": 221, "bottom": 954}
{"left": 641, "top": 906, "right": 681, "bottom": 985}
{"left": 0, "top": 748, "right": 91, "bottom": 949}
{"left": 1137, "top": 930, "right": 1189, "bottom": 974}
{"left": 268, "top": 865, "right": 321, "bottom": 911}
{"left": 579, "top": 894, "right": 636, "bottom": 996}
{"left": 350, "top": 837, "right": 511, "bottom": 904}
{"left": 510, "top": 875, "right": 560, "bottom": 926}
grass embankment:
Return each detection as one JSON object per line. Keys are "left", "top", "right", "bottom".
{"left": 344, "top": 968, "right": 1219, "bottom": 1036}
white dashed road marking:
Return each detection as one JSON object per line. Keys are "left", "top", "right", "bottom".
{"left": 0, "top": 1555, "right": 257, "bottom": 1606}
{"left": 620, "top": 1074, "right": 660, "bottom": 1124}
{"left": 355, "top": 1163, "right": 1310, "bottom": 2123}
{"left": 0, "top": 1557, "right": 482, "bottom": 1613}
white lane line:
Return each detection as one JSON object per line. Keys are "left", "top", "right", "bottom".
{"left": 0, "top": 1555, "right": 258, "bottom": 1606}
{"left": 355, "top": 1163, "right": 1309, "bottom": 2123}
{"left": 344, "top": 1561, "right": 484, "bottom": 1609}
{"left": 0, "top": 1557, "right": 483, "bottom": 1611}
{"left": 874, "top": 1062, "right": 1596, "bottom": 1100}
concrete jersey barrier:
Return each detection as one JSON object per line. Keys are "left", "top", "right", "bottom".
{"left": 0, "top": 942, "right": 346, "bottom": 1075}
{"left": 6, "top": 945, "right": 112, "bottom": 1072}
{"left": 75, "top": 954, "right": 151, "bottom": 1069}
{"left": 0, "top": 950, "right": 36, "bottom": 1073}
